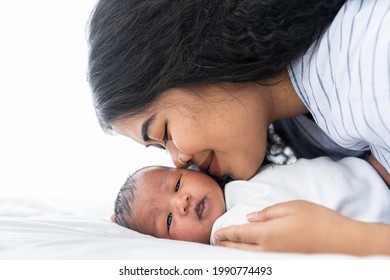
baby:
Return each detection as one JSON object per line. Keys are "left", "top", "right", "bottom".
{"left": 112, "top": 157, "right": 390, "bottom": 245}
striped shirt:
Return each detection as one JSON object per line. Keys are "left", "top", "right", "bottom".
{"left": 288, "top": 0, "right": 390, "bottom": 173}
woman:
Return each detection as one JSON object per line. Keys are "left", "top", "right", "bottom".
{"left": 88, "top": 0, "right": 390, "bottom": 255}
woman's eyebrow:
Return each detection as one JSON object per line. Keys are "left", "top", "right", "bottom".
{"left": 141, "top": 114, "right": 156, "bottom": 142}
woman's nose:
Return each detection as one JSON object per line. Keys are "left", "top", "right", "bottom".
{"left": 166, "top": 142, "right": 192, "bottom": 168}
{"left": 174, "top": 193, "right": 190, "bottom": 216}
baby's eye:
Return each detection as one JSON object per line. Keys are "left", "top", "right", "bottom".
{"left": 175, "top": 178, "right": 181, "bottom": 192}
{"left": 167, "top": 213, "right": 172, "bottom": 232}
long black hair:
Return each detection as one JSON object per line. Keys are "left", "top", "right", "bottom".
{"left": 88, "top": 0, "right": 346, "bottom": 132}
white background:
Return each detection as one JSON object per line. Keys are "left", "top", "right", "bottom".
{"left": 0, "top": 2, "right": 388, "bottom": 276}
{"left": 0, "top": 0, "right": 172, "bottom": 215}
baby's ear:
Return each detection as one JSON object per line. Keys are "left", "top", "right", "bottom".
{"left": 110, "top": 214, "right": 117, "bottom": 223}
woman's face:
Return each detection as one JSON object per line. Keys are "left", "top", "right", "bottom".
{"left": 112, "top": 83, "right": 272, "bottom": 180}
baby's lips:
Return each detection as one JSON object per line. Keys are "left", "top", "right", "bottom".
{"left": 195, "top": 197, "right": 206, "bottom": 219}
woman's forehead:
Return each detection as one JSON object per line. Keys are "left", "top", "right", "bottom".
{"left": 153, "top": 84, "right": 243, "bottom": 106}
{"left": 115, "top": 84, "right": 246, "bottom": 126}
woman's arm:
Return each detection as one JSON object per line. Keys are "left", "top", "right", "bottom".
{"left": 368, "top": 154, "right": 390, "bottom": 186}
{"left": 213, "top": 200, "right": 390, "bottom": 256}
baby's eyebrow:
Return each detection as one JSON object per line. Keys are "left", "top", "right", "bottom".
{"left": 141, "top": 114, "right": 156, "bottom": 142}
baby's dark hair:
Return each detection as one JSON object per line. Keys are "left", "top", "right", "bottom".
{"left": 88, "top": 0, "right": 346, "bottom": 132}
{"left": 113, "top": 173, "right": 138, "bottom": 229}
{"left": 113, "top": 165, "right": 159, "bottom": 230}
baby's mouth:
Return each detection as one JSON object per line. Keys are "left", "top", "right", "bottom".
{"left": 196, "top": 197, "right": 206, "bottom": 220}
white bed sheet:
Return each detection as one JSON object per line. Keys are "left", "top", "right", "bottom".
{"left": 1, "top": 197, "right": 387, "bottom": 260}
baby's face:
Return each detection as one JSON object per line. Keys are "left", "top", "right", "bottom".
{"left": 130, "top": 167, "right": 225, "bottom": 244}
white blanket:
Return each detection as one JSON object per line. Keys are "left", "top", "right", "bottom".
{"left": 0, "top": 197, "right": 374, "bottom": 260}
{"left": 211, "top": 157, "right": 390, "bottom": 245}
{"left": 2, "top": 158, "right": 390, "bottom": 259}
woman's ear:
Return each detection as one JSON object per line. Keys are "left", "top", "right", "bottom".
{"left": 110, "top": 214, "right": 117, "bottom": 223}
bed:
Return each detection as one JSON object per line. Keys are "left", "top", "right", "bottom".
{"left": 0, "top": 196, "right": 385, "bottom": 261}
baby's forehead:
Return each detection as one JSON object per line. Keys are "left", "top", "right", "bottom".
{"left": 130, "top": 167, "right": 173, "bottom": 237}
{"left": 133, "top": 166, "right": 172, "bottom": 191}
{"left": 134, "top": 165, "right": 170, "bottom": 180}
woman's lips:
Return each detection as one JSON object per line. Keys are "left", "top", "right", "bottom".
{"left": 198, "top": 153, "right": 212, "bottom": 171}
{"left": 198, "top": 152, "right": 222, "bottom": 177}
{"left": 208, "top": 152, "right": 222, "bottom": 177}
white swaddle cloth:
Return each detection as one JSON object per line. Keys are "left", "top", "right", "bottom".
{"left": 210, "top": 157, "right": 390, "bottom": 245}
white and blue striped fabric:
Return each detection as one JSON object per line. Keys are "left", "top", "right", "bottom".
{"left": 288, "top": 0, "right": 390, "bottom": 173}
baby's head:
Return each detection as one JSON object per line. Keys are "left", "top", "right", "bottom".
{"left": 112, "top": 166, "right": 226, "bottom": 244}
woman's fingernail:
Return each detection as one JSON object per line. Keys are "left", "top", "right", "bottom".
{"left": 246, "top": 212, "right": 258, "bottom": 221}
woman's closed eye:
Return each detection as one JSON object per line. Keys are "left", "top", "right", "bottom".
{"left": 146, "top": 122, "right": 168, "bottom": 150}
{"left": 162, "top": 122, "right": 168, "bottom": 146}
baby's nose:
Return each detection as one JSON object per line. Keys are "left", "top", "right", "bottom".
{"left": 175, "top": 193, "right": 190, "bottom": 215}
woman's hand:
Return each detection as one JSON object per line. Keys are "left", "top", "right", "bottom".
{"left": 213, "top": 200, "right": 390, "bottom": 255}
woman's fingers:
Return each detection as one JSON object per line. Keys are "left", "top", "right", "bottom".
{"left": 215, "top": 201, "right": 365, "bottom": 254}
{"left": 214, "top": 222, "right": 264, "bottom": 244}
{"left": 246, "top": 200, "right": 299, "bottom": 222}
{"left": 214, "top": 201, "right": 322, "bottom": 251}
{"left": 214, "top": 201, "right": 302, "bottom": 243}
{"left": 215, "top": 240, "right": 264, "bottom": 252}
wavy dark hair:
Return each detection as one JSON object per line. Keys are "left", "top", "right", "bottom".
{"left": 88, "top": 0, "right": 346, "bottom": 132}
